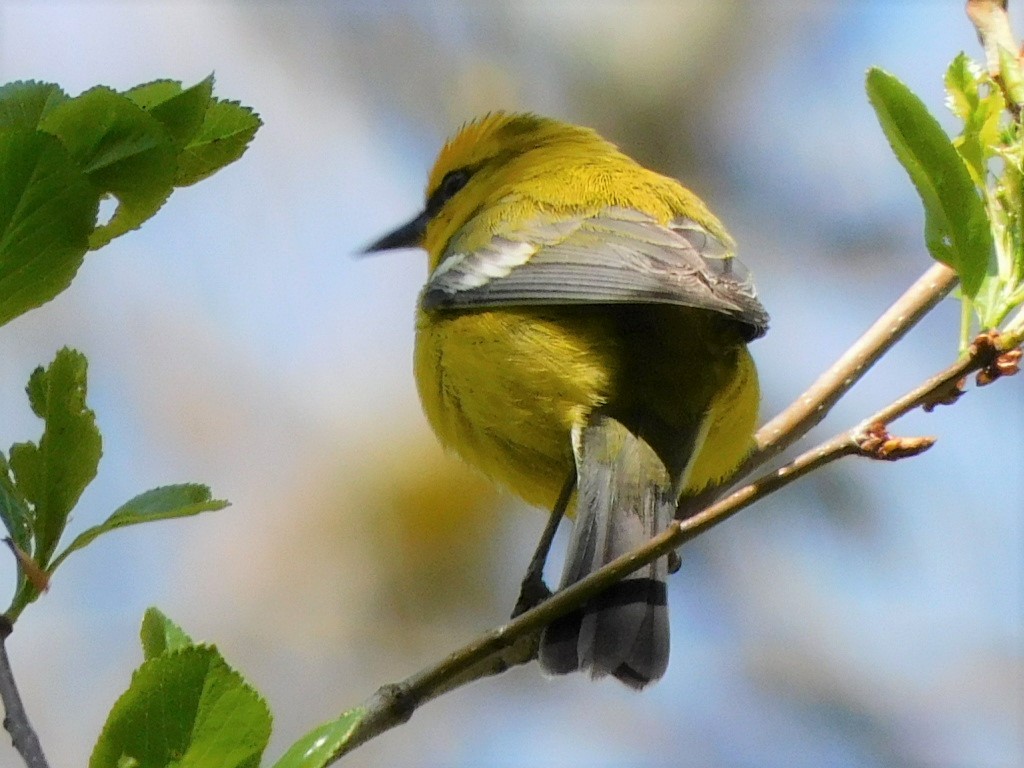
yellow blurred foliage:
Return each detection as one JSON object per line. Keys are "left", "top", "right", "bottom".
{"left": 360, "top": 444, "right": 504, "bottom": 625}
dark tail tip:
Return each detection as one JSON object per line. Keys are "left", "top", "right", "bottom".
{"left": 538, "top": 611, "right": 583, "bottom": 675}
{"left": 538, "top": 577, "right": 669, "bottom": 689}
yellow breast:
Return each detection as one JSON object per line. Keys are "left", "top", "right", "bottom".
{"left": 414, "top": 306, "right": 616, "bottom": 510}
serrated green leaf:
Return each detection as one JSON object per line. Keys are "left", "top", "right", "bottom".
{"left": 91, "top": 645, "right": 271, "bottom": 768}
{"left": 946, "top": 53, "right": 1006, "bottom": 187}
{"left": 0, "top": 130, "right": 98, "bottom": 327}
{"left": 141, "top": 607, "right": 195, "bottom": 660}
{"left": 176, "top": 99, "right": 261, "bottom": 186}
{"left": 272, "top": 709, "right": 365, "bottom": 768}
{"left": 867, "top": 67, "right": 992, "bottom": 297}
{"left": 24, "top": 363, "right": 47, "bottom": 417}
{"left": 946, "top": 54, "right": 987, "bottom": 184}
{"left": 38, "top": 86, "right": 177, "bottom": 249}
{"left": 0, "top": 81, "right": 68, "bottom": 130}
{"left": 998, "top": 44, "right": 1024, "bottom": 106}
{"left": 945, "top": 53, "right": 979, "bottom": 122}
{"left": 975, "top": 88, "right": 1005, "bottom": 154}
{"left": 124, "top": 79, "right": 186, "bottom": 111}
{"left": 127, "top": 76, "right": 214, "bottom": 151}
{"left": 50, "top": 484, "right": 228, "bottom": 571}
{"left": 7, "top": 348, "right": 101, "bottom": 569}
{"left": 0, "top": 453, "right": 32, "bottom": 550}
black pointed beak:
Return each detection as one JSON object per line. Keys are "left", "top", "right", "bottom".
{"left": 362, "top": 209, "right": 430, "bottom": 254}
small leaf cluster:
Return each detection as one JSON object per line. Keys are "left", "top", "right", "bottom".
{"left": 0, "top": 76, "right": 259, "bottom": 621}
{"left": 0, "top": 76, "right": 261, "bottom": 328}
{"left": 0, "top": 347, "right": 228, "bottom": 620}
{"left": 867, "top": 53, "right": 1024, "bottom": 347}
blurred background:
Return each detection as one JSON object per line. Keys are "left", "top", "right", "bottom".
{"left": 0, "top": 2, "right": 1021, "bottom": 766}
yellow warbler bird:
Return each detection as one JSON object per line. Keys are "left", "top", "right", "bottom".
{"left": 366, "top": 113, "right": 767, "bottom": 689}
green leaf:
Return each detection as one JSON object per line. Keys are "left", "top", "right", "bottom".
{"left": 51, "top": 484, "right": 228, "bottom": 570}
{"left": 123, "top": 80, "right": 187, "bottom": 110}
{"left": 945, "top": 53, "right": 980, "bottom": 122}
{"left": 141, "top": 607, "right": 195, "bottom": 660}
{"left": 91, "top": 646, "right": 271, "bottom": 768}
{"left": 126, "top": 76, "right": 215, "bottom": 150}
{"left": 272, "top": 709, "right": 366, "bottom": 768}
{"left": 945, "top": 53, "right": 1005, "bottom": 187}
{"left": 0, "top": 130, "right": 98, "bottom": 327}
{"left": 998, "top": 44, "right": 1024, "bottom": 106}
{"left": 0, "top": 453, "right": 33, "bottom": 551}
{"left": 7, "top": 348, "right": 101, "bottom": 568}
{"left": 946, "top": 54, "right": 986, "bottom": 184}
{"left": 176, "top": 98, "right": 261, "bottom": 186}
{"left": 867, "top": 67, "right": 992, "bottom": 298}
{"left": 0, "top": 81, "right": 68, "bottom": 130}
{"left": 38, "top": 86, "right": 177, "bottom": 249}
{"left": 24, "top": 361, "right": 48, "bottom": 416}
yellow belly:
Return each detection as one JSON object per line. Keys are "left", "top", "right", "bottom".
{"left": 414, "top": 304, "right": 758, "bottom": 511}
{"left": 414, "top": 307, "right": 613, "bottom": 509}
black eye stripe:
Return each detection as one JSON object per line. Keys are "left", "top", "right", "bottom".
{"left": 426, "top": 167, "right": 472, "bottom": 215}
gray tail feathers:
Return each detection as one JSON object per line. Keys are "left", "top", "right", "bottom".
{"left": 538, "top": 414, "right": 674, "bottom": 689}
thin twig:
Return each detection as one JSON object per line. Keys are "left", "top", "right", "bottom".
{"left": 966, "top": 0, "right": 1018, "bottom": 80}
{"left": 679, "top": 262, "right": 958, "bottom": 517}
{"left": 326, "top": 325, "right": 1018, "bottom": 763}
{"left": 0, "top": 619, "right": 49, "bottom": 768}
{"left": 748, "top": 262, "right": 959, "bottom": 469}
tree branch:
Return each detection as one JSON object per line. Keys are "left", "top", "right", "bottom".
{"left": 679, "top": 262, "right": 958, "bottom": 517}
{"left": 0, "top": 619, "right": 49, "bottom": 768}
{"left": 748, "top": 262, "right": 960, "bottom": 470}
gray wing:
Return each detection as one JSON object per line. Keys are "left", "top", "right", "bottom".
{"left": 421, "top": 206, "right": 768, "bottom": 338}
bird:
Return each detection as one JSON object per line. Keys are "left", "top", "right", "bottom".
{"left": 365, "top": 112, "right": 768, "bottom": 689}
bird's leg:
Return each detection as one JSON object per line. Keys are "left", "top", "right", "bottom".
{"left": 511, "top": 473, "right": 575, "bottom": 618}
{"left": 669, "top": 491, "right": 716, "bottom": 574}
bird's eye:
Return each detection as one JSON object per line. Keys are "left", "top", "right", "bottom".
{"left": 427, "top": 167, "right": 472, "bottom": 215}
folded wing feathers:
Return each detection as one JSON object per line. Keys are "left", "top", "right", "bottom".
{"left": 423, "top": 207, "right": 768, "bottom": 337}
